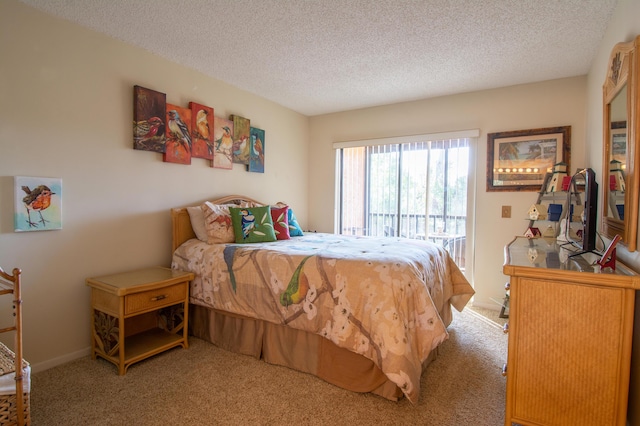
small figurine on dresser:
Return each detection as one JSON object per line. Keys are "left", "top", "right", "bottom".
{"left": 597, "top": 234, "right": 621, "bottom": 271}
{"left": 524, "top": 227, "right": 541, "bottom": 238}
{"left": 557, "top": 217, "right": 580, "bottom": 242}
{"left": 547, "top": 204, "right": 563, "bottom": 221}
{"left": 546, "top": 162, "right": 568, "bottom": 193}
{"left": 527, "top": 204, "right": 547, "bottom": 220}
{"left": 541, "top": 225, "right": 556, "bottom": 238}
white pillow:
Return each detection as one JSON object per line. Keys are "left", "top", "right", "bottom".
{"left": 187, "top": 206, "right": 208, "bottom": 242}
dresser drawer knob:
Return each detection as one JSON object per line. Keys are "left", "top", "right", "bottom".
{"left": 151, "top": 294, "right": 168, "bottom": 301}
{"left": 503, "top": 323, "right": 509, "bottom": 334}
{"left": 502, "top": 364, "right": 507, "bottom": 377}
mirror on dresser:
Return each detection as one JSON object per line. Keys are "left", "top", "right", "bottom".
{"left": 602, "top": 35, "right": 640, "bottom": 252}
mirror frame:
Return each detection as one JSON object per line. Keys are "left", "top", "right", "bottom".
{"left": 602, "top": 36, "right": 640, "bottom": 252}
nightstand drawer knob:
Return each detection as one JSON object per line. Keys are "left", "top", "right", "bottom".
{"left": 503, "top": 323, "right": 509, "bottom": 334}
{"left": 151, "top": 294, "right": 168, "bottom": 301}
{"left": 502, "top": 363, "right": 507, "bottom": 377}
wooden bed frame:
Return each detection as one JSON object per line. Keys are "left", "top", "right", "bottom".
{"left": 171, "top": 195, "right": 264, "bottom": 253}
{"left": 170, "top": 195, "right": 436, "bottom": 401}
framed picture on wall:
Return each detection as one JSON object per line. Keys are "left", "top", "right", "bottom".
{"left": 14, "top": 176, "right": 62, "bottom": 232}
{"left": 189, "top": 102, "right": 214, "bottom": 160}
{"left": 230, "top": 114, "right": 250, "bottom": 165}
{"left": 486, "top": 126, "right": 571, "bottom": 192}
{"left": 212, "top": 116, "right": 234, "bottom": 170}
{"left": 133, "top": 85, "right": 166, "bottom": 152}
{"left": 248, "top": 127, "right": 265, "bottom": 173}
{"left": 164, "top": 104, "right": 192, "bottom": 165}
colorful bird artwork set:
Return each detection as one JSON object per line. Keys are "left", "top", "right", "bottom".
{"left": 133, "top": 85, "right": 265, "bottom": 172}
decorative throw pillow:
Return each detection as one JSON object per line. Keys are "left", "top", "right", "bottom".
{"left": 270, "top": 205, "right": 290, "bottom": 240}
{"left": 288, "top": 209, "right": 304, "bottom": 236}
{"left": 187, "top": 206, "right": 208, "bottom": 242}
{"left": 276, "top": 202, "right": 304, "bottom": 236}
{"left": 201, "top": 202, "right": 235, "bottom": 244}
{"left": 230, "top": 206, "right": 277, "bottom": 243}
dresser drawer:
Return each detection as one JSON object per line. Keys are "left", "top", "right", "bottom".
{"left": 125, "top": 282, "right": 186, "bottom": 315}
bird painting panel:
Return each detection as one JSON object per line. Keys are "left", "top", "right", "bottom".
{"left": 248, "top": 127, "right": 265, "bottom": 173}
{"left": 14, "top": 176, "right": 62, "bottom": 232}
{"left": 189, "top": 102, "right": 214, "bottom": 160}
{"left": 212, "top": 117, "right": 234, "bottom": 170}
{"left": 164, "top": 104, "right": 192, "bottom": 165}
{"left": 230, "top": 114, "right": 251, "bottom": 165}
{"left": 133, "top": 85, "right": 166, "bottom": 153}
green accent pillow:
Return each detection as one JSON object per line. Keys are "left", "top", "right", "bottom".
{"left": 230, "top": 206, "right": 277, "bottom": 243}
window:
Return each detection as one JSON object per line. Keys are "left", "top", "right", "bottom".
{"left": 335, "top": 131, "right": 477, "bottom": 272}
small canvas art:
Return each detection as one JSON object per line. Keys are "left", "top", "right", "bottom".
{"left": 212, "top": 117, "right": 234, "bottom": 169}
{"left": 189, "top": 102, "right": 214, "bottom": 160}
{"left": 230, "top": 114, "right": 251, "bottom": 165}
{"left": 133, "top": 86, "right": 166, "bottom": 152}
{"left": 248, "top": 127, "right": 265, "bottom": 173}
{"left": 164, "top": 104, "right": 192, "bottom": 165}
{"left": 14, "top": 176, "right": 62, "bottom": 232}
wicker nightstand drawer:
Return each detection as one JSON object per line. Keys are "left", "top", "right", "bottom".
{"left": 125, "top": 282, "right": 186, "bottom": 315}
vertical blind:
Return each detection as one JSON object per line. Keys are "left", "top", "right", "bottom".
{"left": 335, "top": 130, "right": 478, "bottom": 269}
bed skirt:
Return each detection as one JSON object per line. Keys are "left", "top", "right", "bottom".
{"left": 189, "top": 304, "right": 438, "bottom": 401}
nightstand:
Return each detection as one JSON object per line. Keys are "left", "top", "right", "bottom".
{"left": 86, "top": 267, "right": 194, "bottom": 375}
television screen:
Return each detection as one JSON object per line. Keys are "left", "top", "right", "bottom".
{"left": 581, "top": 168, "right": 598, "bottom": 253}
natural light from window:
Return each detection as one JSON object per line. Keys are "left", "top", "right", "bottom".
{"left": 335, "top": 135, "right": 473, "bottom": 271}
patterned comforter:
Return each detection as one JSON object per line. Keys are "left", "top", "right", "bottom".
{"left": 171, "top": 233, "right": 474, "bottom": 403}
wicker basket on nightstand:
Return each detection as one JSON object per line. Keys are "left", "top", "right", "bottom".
{"left": 0, "top": 267, "right": 29, "bottom": 425}
{"left": 0, "top": 343, "right": 30, "bottom": 425}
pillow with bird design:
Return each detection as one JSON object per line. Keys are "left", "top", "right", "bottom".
{"left": 275, "top": 202, "right": 304, "bottom": 236}
{"left": 229, "top": 206, "right": 277, "bottom": 243}
{"left": 270, "top": 205, "right": 290, "bottom": 240}
{"left": 201, "top": 202, "right": 236, "bottom": 244}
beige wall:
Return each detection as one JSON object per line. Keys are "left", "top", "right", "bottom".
{"left": 0, "top": 1, "right": 309, "bottom": 369}
{"left": 309, "top": 78, "right": 587, "bottom": 308}
{"left": 4, "top": 0, "right": 638, "bottom": 379}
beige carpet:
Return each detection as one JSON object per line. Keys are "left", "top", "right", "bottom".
{"left": 468, "top": 305, "right": 508, "bottom": 327}
{"left": 31, "top": 308, "right": 507, "bottom": 425}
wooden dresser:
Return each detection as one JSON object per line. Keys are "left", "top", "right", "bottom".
{"left": 503, "top": 236, "right": 640, "bottom": 426}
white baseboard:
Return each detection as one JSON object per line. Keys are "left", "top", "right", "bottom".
{"left": 469, "top": 300, "right": 502, "bottom": 311}
{"left": 30, "top": 346, "right": 91, "bottom": 374}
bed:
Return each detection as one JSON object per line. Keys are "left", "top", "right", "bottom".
{"left": 170, "top": 195, "right": 474, "bottom": 403}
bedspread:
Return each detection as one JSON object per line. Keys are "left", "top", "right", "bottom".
{"left": 172, "top": 233, "right": 474, "bottom": 403}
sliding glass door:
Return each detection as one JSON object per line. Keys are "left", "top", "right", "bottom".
{"left": 336, "top": 136, "right": 472, "bottom": 271}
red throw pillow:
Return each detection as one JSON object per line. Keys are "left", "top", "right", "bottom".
{"left": 270, "top": 206, "right": 291, "bottom": 240}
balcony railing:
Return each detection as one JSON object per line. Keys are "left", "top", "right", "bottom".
{"left": 341, "top": 212, "right": 466, "bottom": 269}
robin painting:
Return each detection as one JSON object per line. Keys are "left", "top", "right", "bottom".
{"left": 22, "top": 185, "right": 55, "bottom": 228}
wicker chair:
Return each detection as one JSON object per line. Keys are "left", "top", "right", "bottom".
{"left": 0, "top": 267, "right": 29, "bottom": 425}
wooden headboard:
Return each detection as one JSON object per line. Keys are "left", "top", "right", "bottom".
{"left": 171, "top": 195, "right": 265, "bottom": 253}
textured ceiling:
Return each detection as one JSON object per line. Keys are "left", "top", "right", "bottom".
{"left": 19, "top": 0, "right": 617, "bottom": 116}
